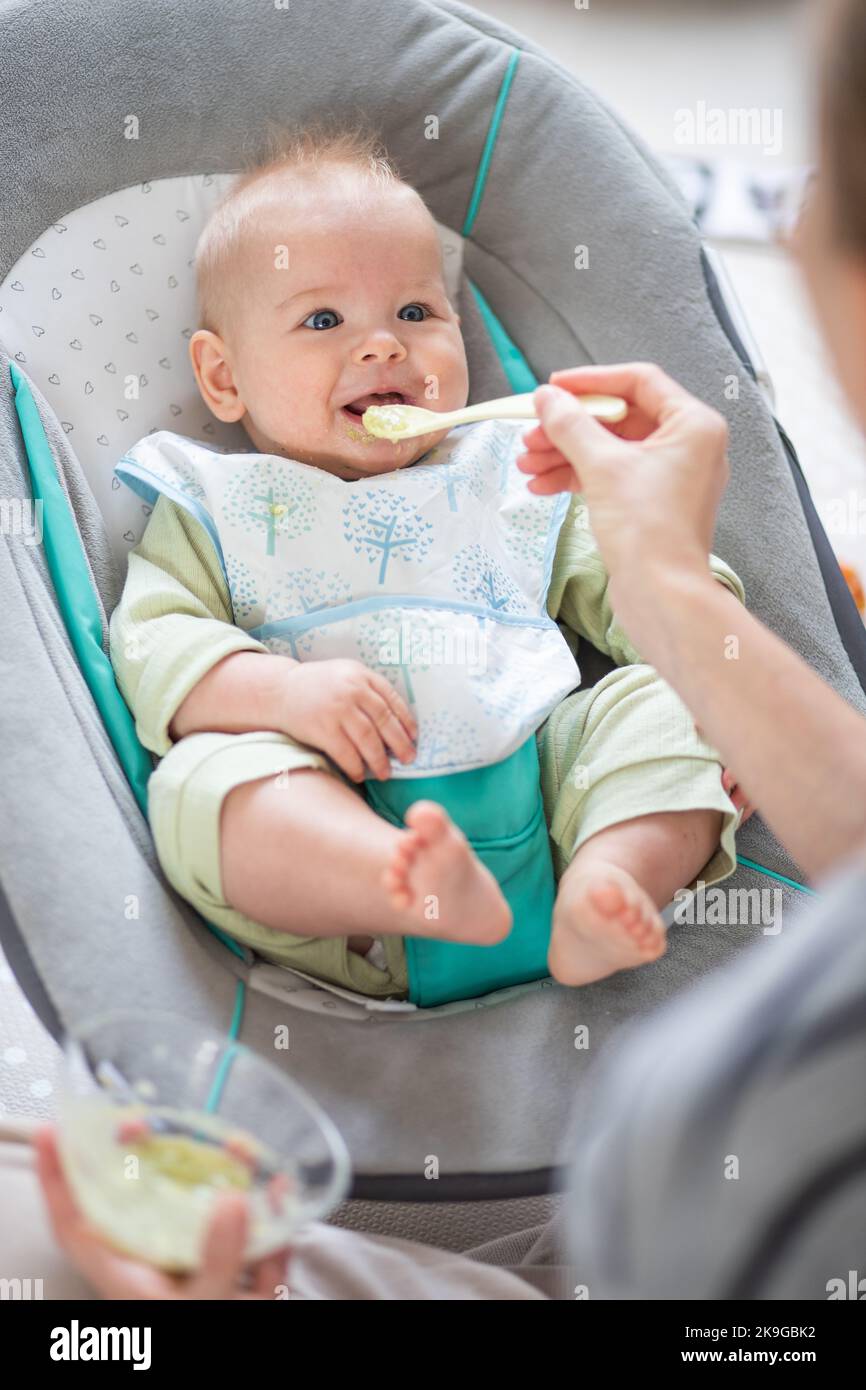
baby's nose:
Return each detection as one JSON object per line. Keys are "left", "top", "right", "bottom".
{"left": 354, "top": 331, "right": 407, "bottom": 362}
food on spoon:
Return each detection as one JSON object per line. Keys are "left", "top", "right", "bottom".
{"left": 362, "top": 403, "right": 412, "bottom": 439}
{"left": 342, "top": 390, "right": 412, "bottom": 442}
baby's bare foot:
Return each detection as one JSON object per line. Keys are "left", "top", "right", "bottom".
{"left": 381, "top": 801, "right": 512, "bottom": 945}
{"left": 548, "top": 862, "right": 666, "bottom": 986}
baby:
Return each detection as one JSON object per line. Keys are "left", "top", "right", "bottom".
{"left": 110, "top": 124, "right": 742, "bottom": 1007}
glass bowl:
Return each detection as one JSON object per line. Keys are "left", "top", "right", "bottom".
{"left": 57, "top": 1008, "right": 351, "bottom": 1273}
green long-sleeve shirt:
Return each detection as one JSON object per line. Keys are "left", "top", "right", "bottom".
{"left": 108, "top": 492, "right": 745, "bottom": 758}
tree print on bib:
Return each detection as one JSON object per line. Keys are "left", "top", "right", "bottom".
{"left": 413, "top": 708, "right": 483, "bottom": 773}
{"left": 341, "top": 492, "right": 433, "bottom": 584}
{"left": 225, "top": 554, "right": 260, "bottom": 624}
{"left": 264, "top": 568, "right": 354, "bottom": 660}
{"left": 223, "top": 459, "right": 317, "bottom": 557}
{"left": 357, "top": 607, "right": 435, "bottom": 707}
{"left": 453, "top": 542, "right": 529, "bottom": 614}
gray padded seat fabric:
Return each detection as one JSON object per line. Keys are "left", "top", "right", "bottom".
{"left": 2, "top": 0, "right": 865, "bottom": 1242}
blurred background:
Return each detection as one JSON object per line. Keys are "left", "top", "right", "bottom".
{"left": 473, "top": 0, "right": 866, "bottom": 607}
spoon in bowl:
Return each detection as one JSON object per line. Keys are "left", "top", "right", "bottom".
{"left": 362, "top": 389, "right": 627, "bottom": 441}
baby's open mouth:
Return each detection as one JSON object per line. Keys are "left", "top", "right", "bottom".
{"left": 341, "top": 391, "right": 412, "bottom": 420}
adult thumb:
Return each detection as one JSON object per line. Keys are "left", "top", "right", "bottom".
{"left": 534, "top": 383, "right": 606, "bottom": 463}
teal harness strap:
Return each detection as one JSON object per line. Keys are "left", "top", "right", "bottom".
{"left": 462, "top": 47, "right": 521, "bottom": 238}
{"left": 736, "top": 854, "right": 818, "bottom": 897}
{"left": 9, "top": 365, "right": 250, "bottom": 997}
{"left": 461, "top": 46, "right": 540, "bottom": 399}
{"left": 466, "top": 280, "right": 539, "bottom": 394}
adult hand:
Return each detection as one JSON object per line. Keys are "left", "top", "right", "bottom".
{"left": 33, "top": 1124, "right": 291, "bottom": 1300}
{"left": 516, "top": 362, "right": 730, "bottom": 593}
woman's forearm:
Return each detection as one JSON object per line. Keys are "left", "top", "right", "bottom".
{"left": 623, "top": 565, "right": 866, "bottom": 879}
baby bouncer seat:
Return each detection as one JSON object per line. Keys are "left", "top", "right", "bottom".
{"left": 2, "top": 0, "right": 866, "bottom": 1255}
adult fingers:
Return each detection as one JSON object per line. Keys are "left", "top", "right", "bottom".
{"left": 33, "top": 1126, "right": 80, "bottom": 1245}
{"left": 548, "top": 361, "right": 698, "bottom": 426}
{"left": 530, "top": 384, "right": 625, "bottom": 489}
{"left": 249, "top": 1247, "right": 292, "bottom": 1299}
{"left": 515, "top": 435, "right": 568, "bottom": 475}
{"left": 519, "top": 420, "right": 563, "bottom": 454}
{"left": 186, "top": 1192, "right": 250, "bottom": 1300}
{"left": 526, "top": 463, "right": 584, "bottom": 495}
{"left": 33, "top": 1127, "right": 175, "bottom": 1299}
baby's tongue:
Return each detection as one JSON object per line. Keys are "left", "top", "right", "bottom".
{"left": 349, "top": 392, "right": 403, "bottom": 411}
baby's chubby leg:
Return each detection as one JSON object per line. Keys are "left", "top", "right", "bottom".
{"left": 548, "top": 808, "right": 722, "bottom": 986}
{"left": 220, "top": 769, "right": 511, "bottom": 948}
{"left": 537, "top": 662, "right": 739, "bottom": 987}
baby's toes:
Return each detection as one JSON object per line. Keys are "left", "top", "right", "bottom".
{"left": 382, "top": 859, "right": 408, "bottom": 889}
{"left": 588, "top": 879, "right": 628, "bottom": 919}
{"left": 381, "top": 866, "right": 411, "bottom": 907}
{"left": 382, "top": 842, "right": 418, "bottom": 903}
{"left": 631, "top": 911, "right": 660, "bottom": 947}
{"left": 404, "top": 800, "right": 450, "bottom": 844}
{"left": 392, "top": 835, "right": 419, "bottom": 865}
{"left": 619, "top": 898, "right": 644, "bottom": 929}
{"left": 632, "top": 906, "right": 665, "bottom": 953}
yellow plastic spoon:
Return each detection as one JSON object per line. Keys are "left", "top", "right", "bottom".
{"left": 362, "top": 390, "right": 627, "bottom": 441}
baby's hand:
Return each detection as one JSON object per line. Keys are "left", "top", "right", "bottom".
{"left": 722, "top": 766, "right": 755, "bottom": 824}
{"left": 279, "top": 659, "right": 417, "bottom": 782}
{"left": 695, "top": 718, "right": 755, "bottom": 824}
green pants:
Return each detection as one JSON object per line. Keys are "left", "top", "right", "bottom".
{"left": 365, "top": 735, "right": 556, "bottom": 1007}
{"left": 147, "top": 663, "right": 740, "bottom": 1000}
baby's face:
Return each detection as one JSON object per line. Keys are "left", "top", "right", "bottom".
{"left": 190, "top": 172, "right": 469, "bottom": 480}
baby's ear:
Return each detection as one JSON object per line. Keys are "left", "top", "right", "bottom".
{"left": 189, "top": 328, "right": 246, "bottom": 424}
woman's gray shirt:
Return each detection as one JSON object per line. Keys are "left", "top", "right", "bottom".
{"left": 562, "top": 855, "right": 866, "bottom": 1299}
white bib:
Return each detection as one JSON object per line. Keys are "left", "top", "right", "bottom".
{"left": 116, "top": 419, "right": 580, "bottom": 776}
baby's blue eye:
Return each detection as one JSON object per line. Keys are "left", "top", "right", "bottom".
{"left": 398, "top": 303, "right": 430, "bottom": 322}
{"left": 303, "top": 309, "right": 342, "bottom": 330}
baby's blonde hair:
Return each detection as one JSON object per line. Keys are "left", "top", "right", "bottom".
{"left": 194, "top": 118, "right": 406, "bottom": 337}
